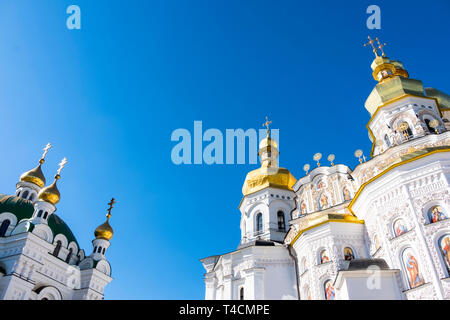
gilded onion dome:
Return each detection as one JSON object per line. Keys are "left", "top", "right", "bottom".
{"left": 95, "top": 198, "right": 116, "bottom": 241}
{"left": 94, "top": 219, "right": 114, "bottom": 241}
{"left": 38, "top": 158, "right": 67, "bottom": 205}
{"left": 242, "top": 118, "right": 296, "bottom": 196}
{"left": 38, "top": 177, "right": 61, "bottom": 205}
{"left": 20, "top": 161, "right": 46, "bottom": 188}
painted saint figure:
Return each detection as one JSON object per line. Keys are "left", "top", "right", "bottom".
{"left": 403, "top": 249, "right": 425, "bottom": 289}
{"left": 324, "top": 280, "right": 335, "bottom": 300}
{"left": 429, "top": 206, "right": 448, "bottom": 223}
{"left": 319, "top": 193, "right": 330, "bottom": 210}
{"left": 344, "top": 247, "right": 355, "bottom": 261}
{"left": 343, "top": 186, "right": 351, "bottom": 201}
{"left": 393, "top": 219, "right": 407, "bottom": 237}
{"left": 300, "top": 202, "right": 306, "bottom": 215}
{"left": 320, "top": 250, "right": 330, "bottom": 264}
{"left": 439, "top": 235, "right": 450, "bottom": 273}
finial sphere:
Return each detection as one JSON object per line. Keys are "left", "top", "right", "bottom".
{"left": 354, "top": 149, "right": 363, "bottom": 158}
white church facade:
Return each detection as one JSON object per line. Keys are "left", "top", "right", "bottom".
{"left": 201, "top": 38, "right": 450, "bottom": 300}
{"left": 0, "top": 145, "right": 115, "bottom": 300}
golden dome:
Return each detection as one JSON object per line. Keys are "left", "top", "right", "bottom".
{"left": 94, "top": 219, "right": 114, "bottom": 241}
{"left": 20, "top": 161, "right": 46, "bottom": 188}
{"left": 38, "top": 177, "right": 61, "bottom": 205}
{"left": 242, "top": 166, "right": 297, "bottom": 196}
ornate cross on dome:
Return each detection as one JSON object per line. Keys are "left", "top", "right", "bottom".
{"left": 107, "top": 198, "right": 116, "bottom": 219}
{"left": 262, "top": 116, "right": 272, "bottom": 136}
{"left": 57, "top": 157, "right": 68, "bottom": 175}
{"left": 375, "top": 37, "right": 387, "bottom": 57}
{"left": 40, "top": 143, "right": 52, "bottom": 162}
{"left": 364, "top": 36, "right": 379, "bottom": 57}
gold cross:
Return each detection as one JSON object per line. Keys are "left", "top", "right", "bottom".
{"left": 262, "top": 116, "right": 272, "bottom": 135}
{"left": 40, "top": 143, "right": 52, "bottom": 163}
{"left": 375, "top": 37, "right": 387, "bottom": 57}
{"left": 57, "top": 157, "right": 68, "bottom": 175}
{"left": 107, "top": 198, "right": 116, "bottom": 219}
{"left": 364, "top": 36, "right": 379, "bottom": 57}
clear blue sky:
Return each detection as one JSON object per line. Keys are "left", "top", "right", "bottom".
{"left": 0, "top": 0, "right": 448, "bottom": 299}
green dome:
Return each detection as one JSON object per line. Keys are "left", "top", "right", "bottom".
{"left": 0, "top": 194, "right": 79, "bottom": 247}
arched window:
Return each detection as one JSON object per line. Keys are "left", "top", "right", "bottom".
{"left": 102, "top": 248, "right": 106, "bottom": 254}
{"left": 344, "top": 247, "right": 355, "bottom": 261}
{"left": 22, "top": 190, "right": 29, "bottom": 199}
{"left": 29, "top": 193, "right": 35, "bottom": 201}
{"left": 43, "top": 212, "right": 48, "bottom": 220}
{"left": 53, "top": 241, "right": 62, "bottom": 257}
{"left": 65, "top": 248, "right": 73, "bottom": 263}
{"left": 97, "top": 246, "right": 102, "bottom": 253}
{"left": 320, "top": 249, "right": 330, "bottom": 264}
{"left": 438, "top": 234, "right": 450, "bottom": 275}
{"left": 428, "top": 205, "right": 448, "bottom": 224}
{"left": 239, "top": 287, "right": 244, "bottom": 300}
{"left": 277, "top": 211, "right": 285, "bottom": 231}
{"left": 401, "top": 248, "right": 425, "bottom": 289}
{"left": 37, "top": 210, "right": 43, "bottom": 218}
{"left": 256, "top": 213, "right": 263, "bottom": 234}
{"left": 324, "top": 280, "right": 335, "bottom": 300}
{"left": 0, "top": 220, "right": 11, "bottom": 237}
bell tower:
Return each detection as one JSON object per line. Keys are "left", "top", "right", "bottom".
{"left": 363, "top": 36, "right": 446, "bottom": 156}
{"left": 238, "top": 118, "right": 296, "bottom": 245}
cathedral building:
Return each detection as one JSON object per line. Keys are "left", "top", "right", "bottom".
{"left": 201, "top": 38, "right": 450, "bottom": 300}
{"left": 0, "top": 145, "right": 115, "bottom": 300}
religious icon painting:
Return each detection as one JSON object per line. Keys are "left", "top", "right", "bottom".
{"left": 319, "top": 193, "right": 329, "bottom": 210}
{"left": 343, "top": 186, "right": 351, "bottom": 201}
{"left": 324, "top": 280, "right": 335, "bottom": 300}
{"left": 402, "top": 248, "right": 425, "bottom": 289}
{"left": 439, "top": 234, "right": 450, "bottom": 274}
{"left": 320, "top": 249, "right": 330, "bottom": 264}
{"left": 300, "top": 201, "right": 306, "bottom": 215}
{"left": 393, "top": 219, "right": 408, "bottom": 237}
{"left": 344, "top": 247, "right": 355, "bottom": 261}
{"left": 428, "top": 205, "right": 448, "bottom": 224}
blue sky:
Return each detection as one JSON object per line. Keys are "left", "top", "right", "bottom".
{"left": 0, "top": 0, "right": 448, "bottom": 299}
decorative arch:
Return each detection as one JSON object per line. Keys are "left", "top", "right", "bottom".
{"left": 96, "top": 260, "right": 112, "bottom": 276}
{"left": 434, "top": 232, "right": 450, "bottom": 277}
{"left": 53, "top": 234, "right": 69, "bottom": 248}
{"left": 0, "top": 212, "right": 18, "bottom": 229}
{"left": 425, "top": 203, "right": 448, "bottom": 224}
{"left": 32, "top": 224, "right": 53, "bottom": 242}
{"left": 400, "top": 247, "right": 425, "bottom": 289}
{"left": 35, "top": 286, "right": 62, "bottom": 300}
